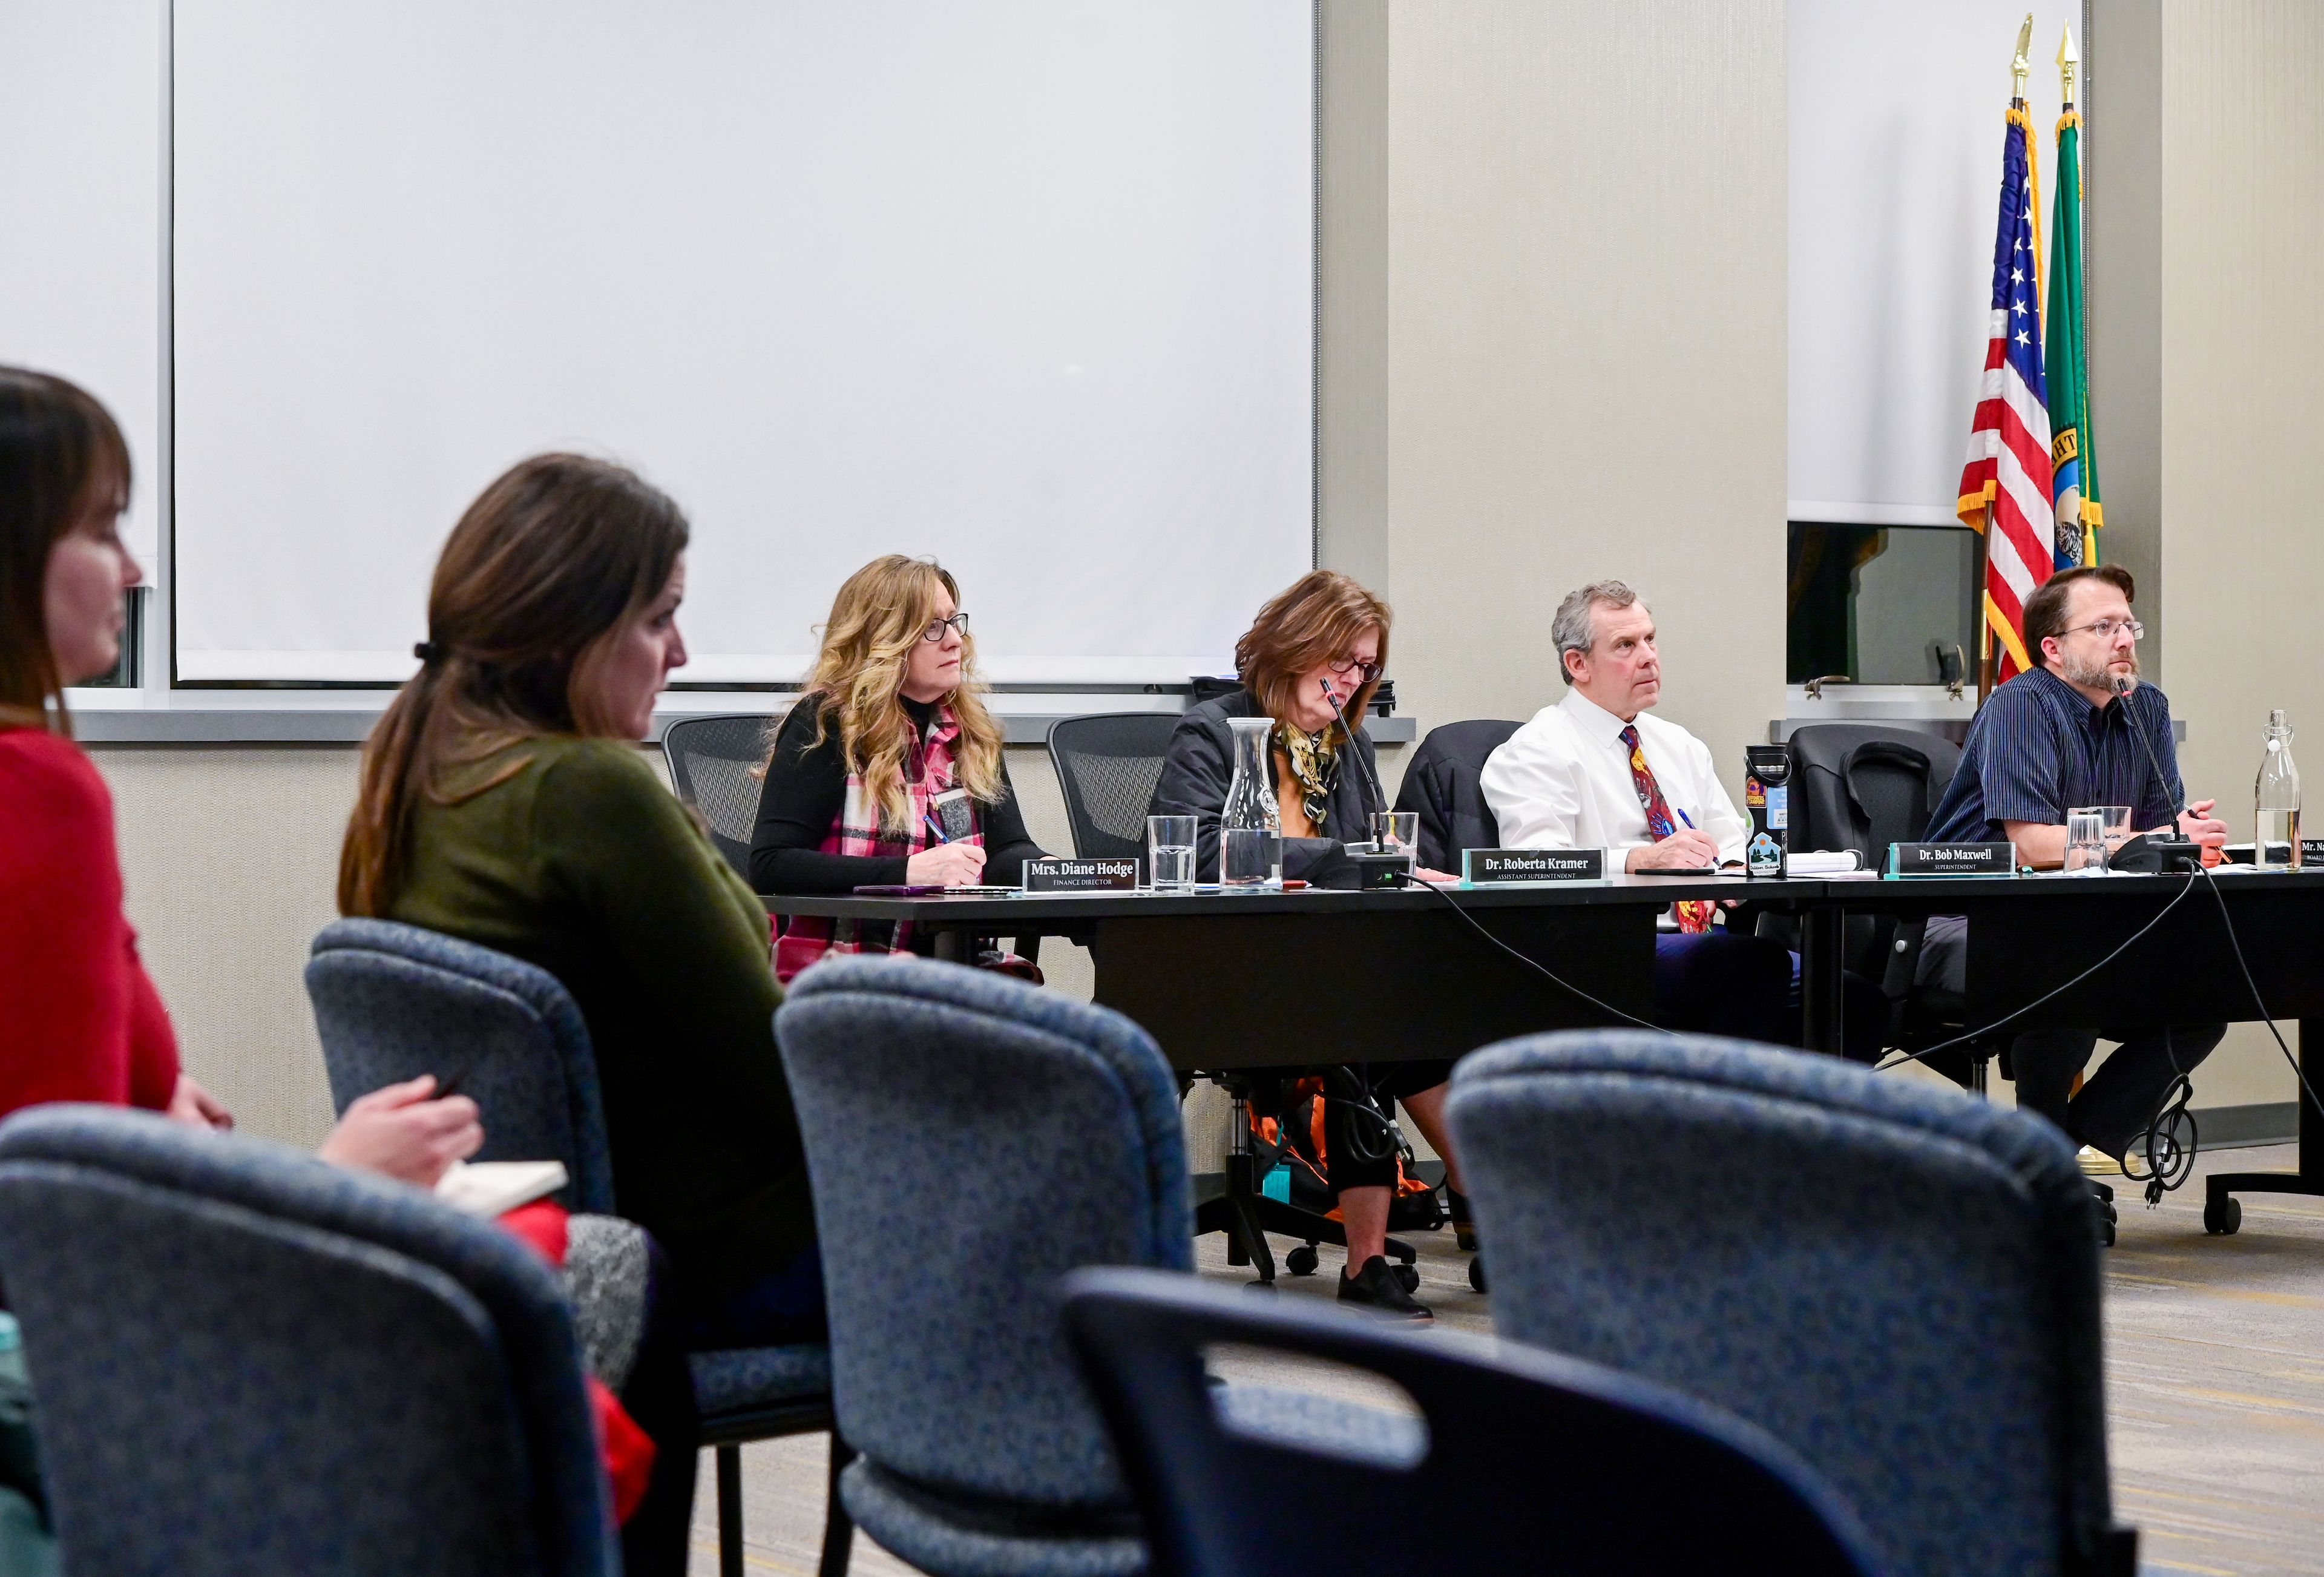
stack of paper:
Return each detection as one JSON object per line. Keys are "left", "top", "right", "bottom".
{"left": 435, "top": 1159, "right": 569, "bottom": 1217}
{"left": 1781, "top": 850, "right": 1864, "bottom": 875}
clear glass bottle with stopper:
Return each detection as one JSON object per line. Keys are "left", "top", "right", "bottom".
{"left": 1219, "top": 715, "right": 1285, "bottom": 889}
{"left": 2254, "top": 709, "right": 2302, "bottom": 869}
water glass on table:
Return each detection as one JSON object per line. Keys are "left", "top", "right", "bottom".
{"left": 1147, "top": 814, "right": 1197, "bottom": 892}
{"left": 2064, "top": 808, "right": 2110, "bottom": 874}
{"left": 2069, "top": 803, "right": 2133, "bottom": 873}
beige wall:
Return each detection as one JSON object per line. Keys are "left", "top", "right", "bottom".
{"left": 1321, "top": 0, "right": 1790, "bottom": 798}
{"left": 2151, "top": 0, "right": 2324, "bottom": 1108}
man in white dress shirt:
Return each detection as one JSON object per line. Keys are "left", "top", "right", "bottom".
{"left": 1481, "top": 579, "right": 1882, "bottom": 1057}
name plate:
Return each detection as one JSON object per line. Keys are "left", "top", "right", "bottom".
{"left": 1022, "top": 857, "right": 1139, "bottom": 892}
{"left": 2228, "top": 838, "right": 2324, "bottom": 866}
{"left": 1886, "top": 841, "right": 2015, "bottom": 877}
{"left": 1463, "top": 848, "right": 1606, "bottom": 883}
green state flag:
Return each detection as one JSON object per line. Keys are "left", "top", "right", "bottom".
{"left": 2046, "top": 110, "right": 2101, "bottom": 567}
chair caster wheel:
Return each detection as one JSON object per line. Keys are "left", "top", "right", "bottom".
{"left": 1469, "top": 1256, "right": 1486, "bottom": 1294}
{"left": 2204, "top": 1197, "right": 2242, "bottom": 1236}
{"left": 2098, "top": 1216, "right": 2116, "bottom": 1249}
{"left": 1392, "top": 1262, "right": 1419, "bottom": 1294}
{"left": 1285, "top": 1245, "right": 1319, "bottom": 1277}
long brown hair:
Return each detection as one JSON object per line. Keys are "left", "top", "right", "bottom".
{"left": 1235, "top": 570, "right": 1392, "bottom": 742}
{"left": 0, "top": 367, "right": 132, "bottom": 734}
{"left": 784, "top": 554, "right": 1003, "bottom": 832}
{"left": 339, "top": 453, "right": 689, "bottom": 915}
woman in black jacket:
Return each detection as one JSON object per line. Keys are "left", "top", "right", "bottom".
{"left": 1148, "top": 570, "right": 1465, "bottom": 1318}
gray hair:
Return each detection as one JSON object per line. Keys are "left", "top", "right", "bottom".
{"left": 1552, "top": 580, "right": 1643, "bottom": 685}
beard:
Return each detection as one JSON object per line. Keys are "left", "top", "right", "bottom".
{"left": 2060, "top": 646, "right": 2139, "bottom": 693}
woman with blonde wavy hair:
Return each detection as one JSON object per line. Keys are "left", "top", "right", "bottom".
{"left": 751, "top": 555, "right": 1046, "bottom": 983}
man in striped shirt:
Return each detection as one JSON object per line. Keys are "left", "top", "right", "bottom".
{"left": 1920, "top": 565, "right": 2229, "bottom": 1161}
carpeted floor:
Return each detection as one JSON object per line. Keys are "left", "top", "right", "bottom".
{"left": 688, "top": 1142, "right": 2324, "bottom": 1576}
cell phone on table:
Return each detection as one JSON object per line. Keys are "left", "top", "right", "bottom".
{"left": 852, "top": 883, "right": 948, "bottom": 896}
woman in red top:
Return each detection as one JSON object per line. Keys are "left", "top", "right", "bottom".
{"left": 0, "top": 367, "right": 475, "bottom": 1171}
{"left": 0, "top": 367, "right": 695, "bottom": 1562}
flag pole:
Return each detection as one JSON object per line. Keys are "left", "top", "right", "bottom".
{"left": 1978, "top": 16, "right": 2034, "bottom": 706}
{"left": 1976, "top": 516, "right": 1996, "bottom": 702}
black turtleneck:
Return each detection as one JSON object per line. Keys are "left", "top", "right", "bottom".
{"left": 748, "top": 694, "right": 1043, "bottom": 895}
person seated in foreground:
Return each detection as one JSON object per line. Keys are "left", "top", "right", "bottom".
{"left": 336, "top": 452, "right": 821, "bottom": 1572}
{"left": 1479, "top": 579, "right": 1887, "bottom": 1061}
{"left": 749, "top": 553, "right": 1045, "bottom": 983}
{"left": 0, "top": 364, "right": 480, "bottom": 1177}
{"left": 0, "top": 367, "right": 678, "bottom": 1561}
{"left": 1919, "top": 564, "right": 2227, "bottom": 1161}
{"left": 1149, "top": 569, "right": 1465, "bottom": 1320}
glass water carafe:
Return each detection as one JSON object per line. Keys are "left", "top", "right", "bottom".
{"left": 1219, "top": 716, "right": 1285, "bottom": 889}
{"left": 2256, "top": 708, "right": 2302, "bottom": 869}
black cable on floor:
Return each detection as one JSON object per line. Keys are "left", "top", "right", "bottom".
{"left": 2196, "top": 862, "right": 2324, "bottom": 1127}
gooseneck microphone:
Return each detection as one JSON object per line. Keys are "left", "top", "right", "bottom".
{"left": 2107, "top": 671, "right": 2201, "bottom": 873}
{"left": 2113, "top": 672, "right": 2187, "bottom": 817}
{"left": 1320, "top": 677, "right": 1388, "bottom": 819}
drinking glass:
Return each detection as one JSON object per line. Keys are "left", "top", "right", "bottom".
{"left": 1368, "top": 810, "right": 1419, "bottom": 852}
{"left": 2064, "top": 809, "right": 2109, "bottom": 875}
{"left": 1147, "top": 814, "right": 1198, "bottom": 892}
{"left": 2089, "top": 804, "right": 2135, "bottom": 856}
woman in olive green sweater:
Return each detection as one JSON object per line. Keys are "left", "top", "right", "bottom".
{"left": 339, "top": 453, "right": 818, "bottom": 1349}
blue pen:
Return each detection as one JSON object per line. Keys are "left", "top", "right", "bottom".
{"left": 924, "top": 812, "right": 950, "bottom": 844}
{"left": 1675, "top": 807, "right": 1695, "bottom": 830}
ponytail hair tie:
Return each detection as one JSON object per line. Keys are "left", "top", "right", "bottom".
{"left": 412, "top": 640, "right": 445, "bottom": 666}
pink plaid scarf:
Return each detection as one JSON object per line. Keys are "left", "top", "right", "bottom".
{"left": 773, "top": 705, "right": 979, "bottom": 984}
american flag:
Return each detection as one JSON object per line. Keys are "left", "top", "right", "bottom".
{"left": 1955, "top": 109, "right": 2055, "bottom": 683}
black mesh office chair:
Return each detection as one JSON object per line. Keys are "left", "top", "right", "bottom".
{"left": 1393, "top": 719, "right": 1523, "bottom": 874}
{"left": 661, "top": 713, "right": 778, "bottom": 883}
{"left": 1786, "top": 724, "right": 1983, "bottom": 1083}
{"left": 1046, "top": 713, "right": 1183, "bottom": 866}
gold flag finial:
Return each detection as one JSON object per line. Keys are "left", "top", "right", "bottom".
{"left": 2012, "top": 14, "right": 2034, "bottom": 102}
{"left": 2058, "top": 23, "right": 2080, "bottom": 107}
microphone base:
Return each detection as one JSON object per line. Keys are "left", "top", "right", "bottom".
{"left": 2111, "top": 832, "right": 2204, "bottom": 874}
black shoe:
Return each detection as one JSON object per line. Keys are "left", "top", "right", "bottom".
{"left": 1447, "top": 1187, "right": 1478, "bottom": 1253}
{"left": 1339, "top": 1255, "right": 1432, "bottom": 1320}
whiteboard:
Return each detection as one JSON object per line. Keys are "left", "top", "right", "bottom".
{"left": 0, "top": 0, "right": 162, "bottom": 569}
{"left": 171, "top": 1, "right": 1315, "bottom": 685}
{"left": 1790, "top": 0, "right": 2083, "bottom": 527}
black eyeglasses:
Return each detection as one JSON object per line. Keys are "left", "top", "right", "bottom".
{"left": 1327, "top": 656, "right": 1381, "bottom": 683}
{"left": 919, "top": 613, "right": 970, "bottom": 643}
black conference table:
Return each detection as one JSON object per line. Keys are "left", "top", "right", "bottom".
{"left": 766, "top": 873, "right": 1823, "bottom": 1068}
{"left": 767, "top": 868, "right": 2324, "bottom": 1236}
{"left": 769, "top": 873, "right": 1823, "bottom": 1281}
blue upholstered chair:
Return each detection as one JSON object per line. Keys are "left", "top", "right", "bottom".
{"left": 1060, "top": 1266, "right": 1884, "bottom": 1577}
{"left": 0, "top": 1104, "right": 612, "bottom": 1577}
{"left": 775, "top": 956, "right": 1193, "bottom": 1577}
{"left": 1447, "top": 1031, "right": 2135, "bottom": 1577}
{"left": 307, "top": 918, "right": 614, "bottom": 1211}
{"left": 306, "top": 918, "right": 847, "bottom": 1577}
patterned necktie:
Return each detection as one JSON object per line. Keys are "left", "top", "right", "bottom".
{"left": 1620, "top": 725, "right": 1712, "bottom": 933}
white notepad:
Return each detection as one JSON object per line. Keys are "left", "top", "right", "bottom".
{"left": 434, "top": 1159, "right": 568, "bottom": 1218}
